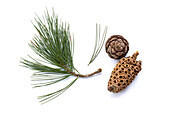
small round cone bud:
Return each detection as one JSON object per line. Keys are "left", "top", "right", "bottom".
{"left": 105, "top": 35, "right": 129, "bottom": 59}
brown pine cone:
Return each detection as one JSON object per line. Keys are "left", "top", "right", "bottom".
{"left": 105, "top": 35, "right": 129, "bottom": 59}
{"left": 107, "top": 51, "right": 142, "bottom": 93}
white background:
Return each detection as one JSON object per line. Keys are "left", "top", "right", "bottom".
{"left": 0, "top": 0, "right": 170, "bottom": 113}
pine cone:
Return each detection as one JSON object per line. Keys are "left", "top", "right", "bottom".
{"left": 105, "top": 35, "right": 129, "bottom": 59}
{"left": 107, "top": 51, "right": 142, "bottom": 93}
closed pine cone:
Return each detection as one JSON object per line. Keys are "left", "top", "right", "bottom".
{"left": 105, "top": 35, "right": 129, "bottom": 59}
{"left": 107, "top": 51, "right": 142, "bottom": 93}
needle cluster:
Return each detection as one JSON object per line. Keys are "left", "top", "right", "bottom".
{"left": 88, "top": 24, "right": 107, "bottom": 65}
{"left": 20, "top": 9, "right": 79, "bottom": 104}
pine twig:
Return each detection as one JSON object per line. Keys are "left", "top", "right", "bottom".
{"left": 60, "top": 63, "right": 102, "bottom": 77}
{"left": 69, "top": 68, "right": 102, "bottom": 77}
{"left": 20, "top": 8, "right": 102, "bottom": 104}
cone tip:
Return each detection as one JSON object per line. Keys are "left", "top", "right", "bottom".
{"left": 132, "top": 51, "right": 139, "bottom": 59}
{"left": 135, "top": 51, "right": 139, "bottom": 55}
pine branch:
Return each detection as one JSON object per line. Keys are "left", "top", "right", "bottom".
{"left": 20, "top": 9, "right": 102, "bottom": 104}
{"left": 88, "top": 24, "right": 108, "bottom": 65}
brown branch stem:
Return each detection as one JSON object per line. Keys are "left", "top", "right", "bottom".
{"left": 60, "top": 63, "right": 102, "bottom": 77}
{"left": 72, "top": 68, "right": 102, "bottom": 77}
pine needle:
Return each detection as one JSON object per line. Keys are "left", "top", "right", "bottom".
{"left": 38, "top": 77, "right": 78, "bottom": 104}
{"left": 88, "top": 24, "right": 108, "bottom": 65}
